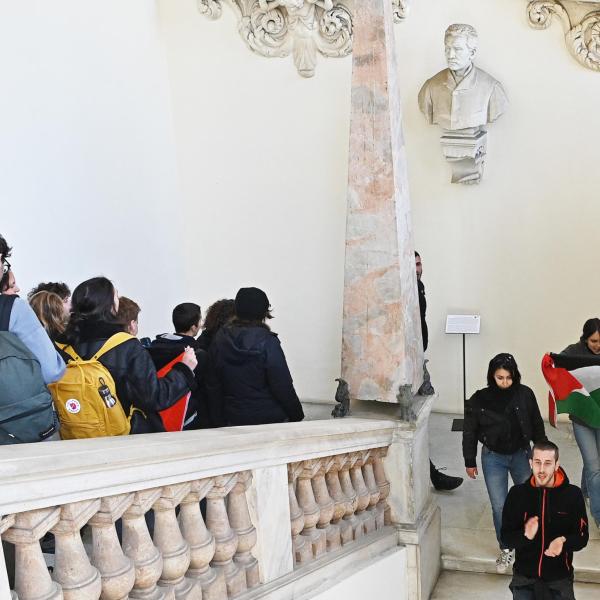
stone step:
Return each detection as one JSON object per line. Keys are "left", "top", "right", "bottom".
{"left": 432, "top": 570, "right": 600, "bottom": 600}
{"left": 441, "top": 525, "right": 600, "bottom": 584}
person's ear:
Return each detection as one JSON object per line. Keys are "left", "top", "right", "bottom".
{"left": 529, "top": 458, "right": 533, "bottom": 470}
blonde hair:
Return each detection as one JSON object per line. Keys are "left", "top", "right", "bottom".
{"left": 29, "top": 291, "right": 67, "bottom": 340}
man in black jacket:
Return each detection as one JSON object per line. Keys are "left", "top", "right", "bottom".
{"left": 501, "top": 440, "right": 589, "bottom": 600}
{"left": 416, "top": 251, "right": 463, "bottom": 491}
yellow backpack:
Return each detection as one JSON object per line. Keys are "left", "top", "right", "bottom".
{"left": 50, "top": 332, "right": 134, "bottom": 440}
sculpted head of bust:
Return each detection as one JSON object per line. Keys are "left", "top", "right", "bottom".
{"left": 444, "top": 24, "right": 478, "bottom": 77}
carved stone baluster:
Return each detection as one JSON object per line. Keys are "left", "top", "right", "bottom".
{"left": 325, "top": 456, "right": 353, "bottom": 546}
{"left": 348, "top": 453, "right": 370, "bottom": 538}
{"left": 373, "top": 447, "right": 391, "bottom": 526}
{"left": 206, "top": 474, "right": 245, "bottom": 597}
{"left": 179, "top": 478, "right": 226, "bottom": 600}
{"left": 311, "top": 458, "right": 338, "bottom": 552}
{"left": 51, "top": 500, "right": 103, "bottom": 599}
{"left": 296, "top": 460, "right": 326, "bottom": 558}
{"left": 122, "top": 489, "right": 165, "bottom": 600}
{"left": 3, "top": 508, "right": 62, "bottom": 600}
{"left": 0, "top": 514, "right": 15, "bottom": 599}
{"left": 227, "top": 471, "right": 259, "bottom": 588}
{"left": 287, "top": 463, "right": 311, "bottom": 566}
{"left": 153, "top": 483, "right": 201, "bottom": 600}
{"left": 362, "top": 451, "right": 381, "bottom": 532}
{"left": 88, "top": 494, "right": 136, "bottom": 600}
{"left": 338, "top": 454, "right": 361, "bottom": 540}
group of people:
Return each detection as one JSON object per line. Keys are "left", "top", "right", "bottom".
{"left": 0, "top": 233, "right": 304, "bottom": 442}
{"left": 417, "top": 251, "right": 596, "bottom": 599}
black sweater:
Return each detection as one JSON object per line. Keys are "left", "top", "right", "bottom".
{"left": 501, "top": 468, "right": 589, "bottom": 581}
{"left": 463, "top": 384, "right": 546, "bottom": 468}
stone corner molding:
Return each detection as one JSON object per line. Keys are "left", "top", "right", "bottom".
{"left": 197, "top": 0, "right": 411, "bottom": 78}
{"left": 527, "top": 0, "right": 600, "bottom": 71}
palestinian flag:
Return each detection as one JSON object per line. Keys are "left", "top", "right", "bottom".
{"left": 542, "top": 353, "right": 600, "bottom": 428}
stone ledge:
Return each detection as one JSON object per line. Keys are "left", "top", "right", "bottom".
{"left": 237, "top": 527, "right": 403, "bottom": 600}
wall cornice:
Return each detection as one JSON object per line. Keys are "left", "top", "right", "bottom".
{"left": 197, "top": 0, "right": 410, "bottom": 77}
{"left": 527, "top": 1, "right": 600, "bottom": 71}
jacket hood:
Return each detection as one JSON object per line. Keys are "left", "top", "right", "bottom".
{"left": 153, "top": 333, "right": 197, "bottom": 346}
{"left": 529, "top": 466, "right": 569, "bottom": 489}
{"left": 217, "top": 325, "right": 274, "bottom": 365}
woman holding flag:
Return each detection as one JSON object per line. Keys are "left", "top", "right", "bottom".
{"left": 463, "top": 353, "right": 547, "bottom": 573}
{"left": 561, "top": 317, "right": 600, "bottom": 528}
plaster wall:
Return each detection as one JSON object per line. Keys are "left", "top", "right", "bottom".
{"left": 160, "top": 0, "right": 600, "bottom": 416}
{"left": 2, "top": 1, "right": 599, "bottom": 418}
{"left": 0, "top": 1, "right": 186, "bottom": 332}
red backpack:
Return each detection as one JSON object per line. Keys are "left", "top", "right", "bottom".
{"left": 156, "top": 353, "right": 191, "bottom": 432}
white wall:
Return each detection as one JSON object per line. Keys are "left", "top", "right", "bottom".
{"left": 0, "top": 1, "right": 186, "bottom": 334}
{"left": 160, "top": 0, "right": 600, "bottom": 416}
{"left": 3, "top": 1, "right": 600, "bottom": 417}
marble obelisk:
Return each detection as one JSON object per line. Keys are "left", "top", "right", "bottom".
{"left": 341, "top": 0, "right": 423, "bottom": 404}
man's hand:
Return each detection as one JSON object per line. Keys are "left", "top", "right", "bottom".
{"left": 544, "top": 536, "right": 566, "bottom": 557}
{"left": 466, "top": 467, "right": 478, "bottom": 479}
{"left": 524, "top": 516, "right": 539, "bottom": 540}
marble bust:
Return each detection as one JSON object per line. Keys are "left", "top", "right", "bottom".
{"left": 418, "top": 24, "right": 508, "bottom": 184}
{"left": 418, "top": 24, "right": 508, "bottom": 131}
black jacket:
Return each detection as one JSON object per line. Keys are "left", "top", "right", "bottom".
{"left": 147, "top": 333, "right": 209, "bottom": 429}
{"left": 206, "top": 324, "right": 304, "bottom": 426}
{"left": 501, "top": 468, "right": 589, "bottom": 581}
{"left": 60, "top": 320, "right": 195, "bottom": 434}
{"left": 417, "top": 279, "right": 428, "bottom": 351}
{"left": 463, "top": 384, "right": 546, "bottom": 468}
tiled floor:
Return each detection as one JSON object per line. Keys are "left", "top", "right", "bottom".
{"left": 429, "top": 412, "right": 599, "bottom": 587}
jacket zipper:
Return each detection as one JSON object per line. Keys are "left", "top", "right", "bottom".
{"left": 538, "top": 489, "right": 546, "bottom": 578}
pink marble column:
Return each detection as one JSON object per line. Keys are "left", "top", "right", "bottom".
{"left": 341, "top": 0, "right": 422, "bottom": 403}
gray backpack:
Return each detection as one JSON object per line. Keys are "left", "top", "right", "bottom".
{"left": 0, "top": 295, "right": 57, "bottom": 444}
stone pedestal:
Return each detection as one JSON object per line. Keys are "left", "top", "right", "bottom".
{"left": 341, "top": 0, "right": 423, "bottom": 404}
{"left": 440, "top": 128, "right": 487, "bottom": 184}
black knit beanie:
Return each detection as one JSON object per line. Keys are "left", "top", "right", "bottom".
{"left": 235, "top": 287, "right": 270, "bottom": 320}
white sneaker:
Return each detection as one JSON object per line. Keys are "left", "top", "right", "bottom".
{"left": 496, "top": 549, "right": 514, "bottom": 574}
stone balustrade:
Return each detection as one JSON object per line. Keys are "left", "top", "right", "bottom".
{"left": 0, "top": 419, "right": 401, "bottom": 600}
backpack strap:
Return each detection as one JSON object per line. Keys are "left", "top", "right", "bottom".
{"left": 55, "top": 342, "right": 83, "bottom": 362}
{"left": 93, "top": 332, "right": 134, "bottom": 360}
{"left": 0, "top": 295, "right": 18, "bottom": 332}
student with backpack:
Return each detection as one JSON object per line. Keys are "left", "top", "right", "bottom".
{"left": 0, "top": 234, "right": 65, "bottom": 444}
{"left": 148, "top": 302, "right": 208, "bottom": 430}
{"left": 52, "top": 277, "right": 197, "bottom": 438}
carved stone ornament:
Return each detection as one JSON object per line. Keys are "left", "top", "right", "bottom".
{"left": 197, "top": 0, "right": 411, "bottom": 77}
{"left": 527, "top": 1, "right": 600, "bottom": 71}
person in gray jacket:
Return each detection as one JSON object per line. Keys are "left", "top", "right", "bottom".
{"left": 1, "top": 234, "right": 65, "bottom": 383}
{"left": 561, "top": 318, "right": 600, "bottom": 528}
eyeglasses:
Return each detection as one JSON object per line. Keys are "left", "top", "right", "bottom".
{"left": 1, "top": 259, "right": 10, "bottom": 275}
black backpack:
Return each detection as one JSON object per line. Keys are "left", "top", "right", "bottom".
{"left": 0, "top": 295, "right": 57, "bottom": 444}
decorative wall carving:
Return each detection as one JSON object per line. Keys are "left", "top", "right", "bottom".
{"left": 527, "top": 1, "right": 600, "bottom": 71}
{"left": 197, "top": 0, "right": 409, "bottom": 77}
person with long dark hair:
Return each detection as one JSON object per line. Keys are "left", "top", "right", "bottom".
{"left": 463, "top": 353, "right": 546, "bottom": 573}
{"left": 61, "top": 277, "right": 197, "bottom": 434}
{"left": 206, "top": 287, "right": 304, "bottom": 426}
{"left": 197, "top": 298, "right": 235, "bottom": 352}
{"left": 562, "top": 318, "right": 600, "bottom": 528}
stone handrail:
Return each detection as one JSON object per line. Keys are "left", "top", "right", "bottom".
{"left": 0, "top": 418, "right": 397, "bottom": 600}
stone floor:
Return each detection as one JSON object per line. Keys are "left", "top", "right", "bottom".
{"left": 429, "top": 412, "right": 600, "bottom": 585}
{"left": 431, "top": 571, "right": 600, "bottom": 600}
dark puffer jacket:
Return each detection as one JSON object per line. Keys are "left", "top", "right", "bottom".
{"left": 463, "top": 384, "right": 546, "bottom": 468}
{"left": 206, "top": 324, "right": 304, "bottom": 426}
{"left": 501, "top": 467, "right": 589, "bottom": 581}
{"left": 59, "top": 320, "right": 195, "bottom": 433}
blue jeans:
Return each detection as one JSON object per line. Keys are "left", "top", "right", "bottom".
{"left": 572, "top": 421, "right": 600, "bottom": 523}
{"left": 481, "top": 446, "right": 531, "bottom": 548}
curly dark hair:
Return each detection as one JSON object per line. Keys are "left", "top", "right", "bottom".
{"left": 203, "top": 299, "right": 235, "bottom": 336}
{"left": 0, "top": 234, "right": 12, "bottom": 261}
{"left": 28, "top": 281, "right": 71, "bottom": 302}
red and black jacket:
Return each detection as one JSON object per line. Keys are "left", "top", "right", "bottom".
{"left": 501, "top": 467, "right": 589, "bottom": 581}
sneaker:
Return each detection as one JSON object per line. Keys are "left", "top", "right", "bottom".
{"left": 496, "top": 549, "right": 514, "bottom": 574}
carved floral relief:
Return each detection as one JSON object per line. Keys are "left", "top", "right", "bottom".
{"left": 198, "top": 0, "right": 410, "bottom": 77}
{"left": 527, "top": 1, "right": 600, "bottom": 71}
